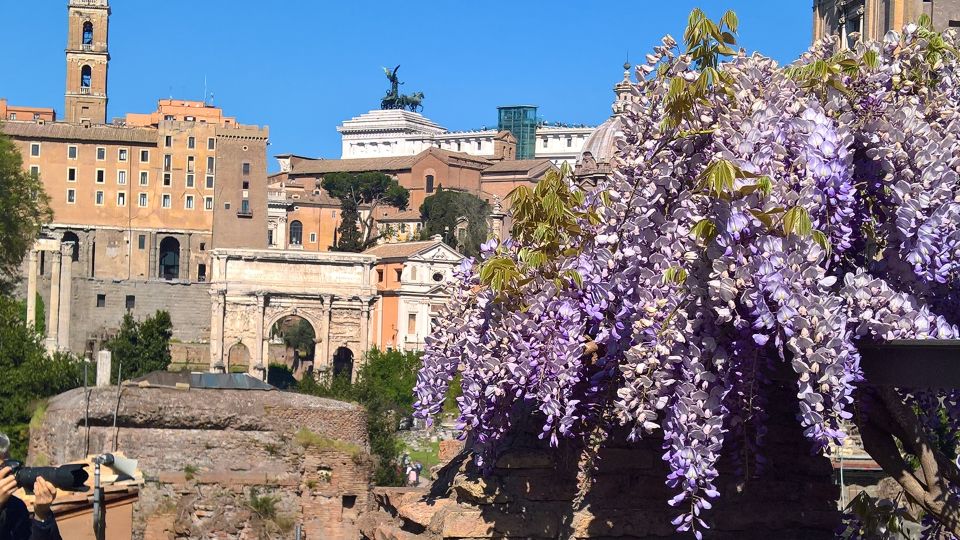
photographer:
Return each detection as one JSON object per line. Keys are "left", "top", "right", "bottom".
{"left": 0, "top": 434, "right": 61, "bottom": 540}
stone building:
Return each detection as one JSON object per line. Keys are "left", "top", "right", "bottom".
{"left": 365, "top": 239, "right": 463, "bottom": 352}
{"left": 4, "top": 0, "right": 269, "bottom": 357}
{"left": 337, "top": 108, "right": 593, "bottom": 165}
{"left": 813, "top": 0, "right": 960, "bottom": 47}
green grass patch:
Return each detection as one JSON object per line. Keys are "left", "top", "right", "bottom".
{"left": 403, "top": 440, "right": 441, "bottom": 471}
{"left": 294, "top": 428, "right": 363, "bottom": 458}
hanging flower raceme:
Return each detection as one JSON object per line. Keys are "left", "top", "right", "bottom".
{"left": 415, "top": 11, "right": 960, "bottom": 537}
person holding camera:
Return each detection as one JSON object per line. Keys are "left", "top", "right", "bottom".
{"left": 0, "top": 433, "right": 61, "bottom": 540}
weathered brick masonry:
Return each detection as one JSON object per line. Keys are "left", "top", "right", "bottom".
{"left": 361, "top": 381, "right": 841, "bottom": 540}
{"left": 30, "top": 385, "right": 372, "bottom": 539}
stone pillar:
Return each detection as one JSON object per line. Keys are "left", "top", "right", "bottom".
{"left": 360, "top": 299, "right": 371, "bottom": 360}
{"left": 210, "top": 289, "right": 226, "bottom": 372}
{"left": 58, "top": 243, "right": 73, "bottom": 351}
{"left": 45, "top": 249, "right": 63, "bottom": 353}
{"left": 96, "top": 350, "right": 112, "bottom": 387}
{"left": 149, "top": 232, "right": 158, "bottom": 279}
{"left": 252, "top": 293, "right": 267, "bottom": 379}
{"left": 490, "top": 197, "right": 506, "bottom": 241}
{"left": 277, "top": 216, "right": 288, "bottom": 250}
{"left": 321, "top": 295, "right": 333, "bottom": 370}
{"left": 26, "top": 249, "right": 38, "bottom": 328}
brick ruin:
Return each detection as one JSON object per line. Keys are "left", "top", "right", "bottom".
{"left": 360, "top": 380, "right": 842, "bottom": 540}
{"left": 29, "top": 384, "right": 373, "bottom": 539}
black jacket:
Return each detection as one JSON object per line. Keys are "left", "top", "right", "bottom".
{"left": 0, "top": 497, "right": 61, "bottom": 540}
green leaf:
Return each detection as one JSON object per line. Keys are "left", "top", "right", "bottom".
{"left": 782, "top": 206, "right": 813, "bottom": 237}
{"left": 663, "top": 266, "right": 689, "bottom": 285}
{"left": 691, "top": 218, "right": 718, "bottom": 243}
{"left": 811, "top": 230, "right": 832, "bottom": 257}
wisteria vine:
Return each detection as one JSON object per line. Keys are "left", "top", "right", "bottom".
{"left": 414, "top": 12, "right": 960, "bottom": 538}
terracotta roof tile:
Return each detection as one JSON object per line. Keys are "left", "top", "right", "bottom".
{"left": 481, "top": 159, "right": 556, "bottom": 174}
{"left": 290, "top": 148, "right": 491, "bottom": 176}
{"left": 1, "top": 121, "right": 157, "bottom": 144}
{"left": 363, "top": 240, "right": 446, "bottom": 259}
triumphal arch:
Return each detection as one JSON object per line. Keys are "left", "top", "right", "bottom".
{"left": 208, "top": 249, "right": 378, "bottom": 380}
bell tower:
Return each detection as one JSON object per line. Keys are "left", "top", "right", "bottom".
{"left": 65, "top": 0, "right": 110, "bottom": 124}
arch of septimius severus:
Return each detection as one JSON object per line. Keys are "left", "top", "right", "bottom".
{"left": 208, "top": 248, "right": 378, "bottom": 380}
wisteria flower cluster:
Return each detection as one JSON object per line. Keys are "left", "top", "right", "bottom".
{"left": 415, "top": 11, "right": 960, "bottom": 538}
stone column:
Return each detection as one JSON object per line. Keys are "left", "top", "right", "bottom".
{"left": 26, "top": 249, "right": 38, "bottom": 328}
{"left": 321, "top": 295, "right": 333, "bottom": 370}
{"left": 58, "top": 243, "right": 73, "bottom": 351}
{"left": 277, "top": 216, "right": 288, "bottom": 250}
{"left": 210, "top": 289, "right": 226, "bottom": 372}
{"left": 45, "top": 249, "right": 63, "bottom": 353}
{"left": 252, "top": 293, "right": 267, "bottom": 379}
{"left": 96, "top": 350, "right": 112, "bottom": 387}
{"left": 360, "top": 298, "right": 371, "bottom": 359}
{"left": 149, "top": 232, "right": 158, "bottom": 279}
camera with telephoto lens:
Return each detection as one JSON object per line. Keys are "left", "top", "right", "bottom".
{"left": 2, "top": 460, "right": 89, "bottom": 492}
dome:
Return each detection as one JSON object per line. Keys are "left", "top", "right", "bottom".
{"left": 576, "top": 116, "right": 622, "bottom": 177}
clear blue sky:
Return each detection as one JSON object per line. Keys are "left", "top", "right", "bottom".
{"left": 4, "top": 1, "right": 810, "bottom": 169}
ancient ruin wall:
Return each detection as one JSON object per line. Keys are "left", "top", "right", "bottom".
{"left": 30, "top": 386, "right": 372, "bottom": 539}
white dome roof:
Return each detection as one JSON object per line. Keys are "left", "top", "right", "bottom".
{"left": 578, "top": 115, "right": 622, "bottom": 166}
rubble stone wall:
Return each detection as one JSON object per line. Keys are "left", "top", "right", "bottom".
{"left": 30, "top": 386, "right": 372, "bottom": 540}
{"left": 361, "top": 380, "right": 841, "bottom": 540}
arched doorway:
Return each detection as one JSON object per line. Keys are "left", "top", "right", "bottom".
{"left": 269, "top": 315, "right": 316, "bottom": 379}
{"left": 227, "top": 342, "right": 250, "bottom": 373}
{"left": 159, "top": 237, "right": 180, "bottom": 280}
{"left": 333, "top": 346, "right": 354, "bottom": 380}
{"left": 61, "top": 231, "right": 80, "bottom": 262}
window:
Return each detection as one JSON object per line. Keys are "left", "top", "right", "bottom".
{"left": 456, "top": 142, "right": 462, "bottom": 151}
{"left": 309, "top": 232, "right": 317, "bottom": 243}
{"left": 117, "top": 192, "right": 126, "bottom": 206}
{"left": 411, "top": 266, "right": 417, "bottom": 280}
{"left": 82, "top": 21, "right": 93, "bottom": 45}
{"left": 242, "top": 162, "right": 251, "bottom": 175}
{"left": 242, "top": 181, "right": 250, "bottom": 190}
{"left": 566, "top": 137, "right": 572, "bottom": 148}
{"left": 542, "top": 138, "right": 549, "bottom": 148}
{"left": 30, "top": 143, "right": 40, "bottom": 157}
{"left": 197, "top": 264, "right": 207, "bottom": 282}
{"left": 7, "top": 113, "right": 14, "bottom": 120}
{"left": 29, "top": 166, "right": 39, "bottom": 177}
{"left": 96, "top": 294, "right": 106, "bottom": 308}
{"left": 138, "top": 193, "right": 148, "bottom": 207}
{"left": 187, "top": 136, "right": 195, "bottom": 149}
{"left": 477, "top": 141, "right": 482, "bottom": 151}
{"left": 162, "top": 194, "right": 171, "bottom": 208}
{"left": 377, "top": 269, "right": 384, "bottom": 282}
{"left": 68, "top": 168, "right": 77, "bottom": 182}
{"left": 951, "top": 20, "right": 960, "bottom": 28}
{"left": 407, "top": 313, "right": 417, "bottom": 334}
{"left": 140, "top": 149, "right": 149, "bottom": 162}
{"left": 204, "top": 196, "right": 213, "bottom": 210}
{"left": 164, "top": 115, "right": 174, "bottom": 121}
{"left": 137, "top": 234, "right": 146, "bottom": 250}
{"left": 268, "top": 229, "right": 274, "bottom": 245}
{"left": 118, "top": 148, "right": 128, "bottom": 161}
{"left": 199, "top": 242, "right": 206, "bottom": 251}
{"left": 95, "top": 191, "right": 104, "bottom": 205}
{"left": 205, "top": 175, "right": 214, "bottom": 189}
{"left": 432, "top": 272, "right": 444, "bottom": 282}
{"left": 68, "top": 145, "right": 78, "bottom": 159}
{"left": 207, "top": 137, "right": 216, "bottom": 150}
{"left": 425, "top": 174, "right": 435, "bottom": 194}
{"left": 207, "top": 156, "right": 215, "bottom": 172}
{"left": 186, "top": 174, "right": 195, "bottom": 188}
{"left": 96, "top": 147, "right": 105, "bottom": 160}
{"left": 81, "top": 65, "right": 92, "bottom": 88}
{"left": 117, "top": 170, "right": 127, "bottom": 185}
{"left": 289, "top": 220, "right": 303, "bottom": 245}
{"left": 163, "top": 154, "right": 171, "bottom": 171}
{"left": 185, "top": 116, "right": 195, "bottom": 122}
{"left": 66, "top": 189, "right": 76, "bottom": 204}
{"left": 96, "top": 169, "right": 105, "bottom": 183}
{"left": 140, "top": 171, "right": 148, "bottom": 185}
{"left": 187, "top": 156, "right": 195, "bottom": 172}
{"left": 395, "top": 268, "right": 402, "bottom": 282}
{"left": 239, "top": 199, "right": 250, "bottom": 215}
{"left": 185, "top": 195, "right": 195, "bottom": 209}
{"left": 164, "top": 135, "right": 172, "bottom": 147}
{"left": 125, "top": 295, "right": 135, "bottom": 310}
{"left": 163, "top": 173, "right": 171, "bottom": 187}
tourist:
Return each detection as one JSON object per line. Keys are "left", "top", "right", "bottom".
{"left": 0, "top": 433, "right": 62, "bottom": 540}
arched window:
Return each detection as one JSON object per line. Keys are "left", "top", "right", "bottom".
{"left": 159, "top": 236, "right": 180, "bottom": 280}
{"left": 80, "top": 65, "right": 92, "bottom": 88}
{"left": 425, "top": 174, "right": 435, "bottom": 194}
{"left": 82, "top": 22, "right": 94, "bottom": 45}
{"left": 61, "top": 231, "right": 80, "bottom": 262}
{"left": 289, "top": 220, "right": 303, "bottom": 245}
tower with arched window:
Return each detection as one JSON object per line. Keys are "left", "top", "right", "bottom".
{"left": 65, "top": 0, "right": 110, "bottom": 124}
